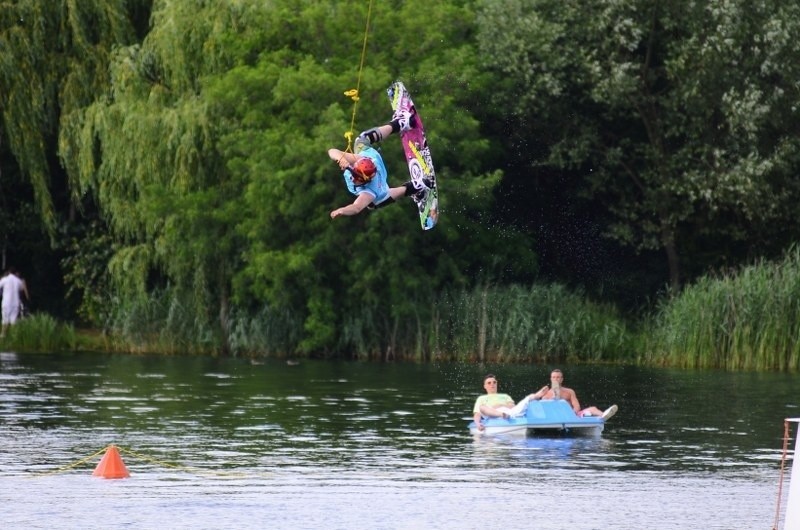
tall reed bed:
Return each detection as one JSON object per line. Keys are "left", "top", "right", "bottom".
{"left": 644, "top": 247, "right": 800, "bottom": 370}
{"left": 103, "top": 288, "right": 305, "bottom": 357}
{"left": 104, "top": 289, "right": 220, "bottom": 355}
{"left": 1, "top": 313, "right": 77, "bottom": 352}
{"left": 320, "top": 283, "right": 633, "bottom": 362}
{"left": 437, "top": 283, "right": 633, "bottom": 363}
{"left": 335, "top": 293, "right": 438, "bottom": 361}
{"left": 227, "top": 306, "right": 304, "bottom": 357}
{"left": 100, "top": 283, "right": 634, "bottom": 362}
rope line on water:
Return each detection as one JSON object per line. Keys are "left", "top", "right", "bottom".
{"left": 29, "top": 446, "right": 109, "bottom": 477}
{"left": 28, "top": 444, "right": 271, "bottom": 479}
{"left": 116, "top": 445, "right": 188, "bottom": 471}
{"left": 342, "top": 0, "right": 374, "bottom": 153}
{"left": 115, "top": 445, "right": 263, "bottom": 478}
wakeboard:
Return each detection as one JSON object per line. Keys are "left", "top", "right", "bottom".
{"left": 387, "top": 81, "right": 438, "bottom": 230}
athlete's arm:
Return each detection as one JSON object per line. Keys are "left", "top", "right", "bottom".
{"left": 330, "top": 192, "right": 374, "bottom": 219}
{"left": 328, "top": 148, "right": 358, "bottom": 169}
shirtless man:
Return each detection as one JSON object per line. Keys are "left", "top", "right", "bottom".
{"left": 540, "top": 368, "right": 615, "bottom": 419}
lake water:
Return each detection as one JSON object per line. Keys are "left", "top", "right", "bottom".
{"left": 0, "top": 351, "right": 796, "bottom": 529}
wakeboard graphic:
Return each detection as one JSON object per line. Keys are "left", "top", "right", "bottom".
{"left": 387, "top": 81, "right": 438, "bottom": 230}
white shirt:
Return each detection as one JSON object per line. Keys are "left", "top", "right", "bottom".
{"left": 0, "top": 274, "right": 24, "bottom": 309}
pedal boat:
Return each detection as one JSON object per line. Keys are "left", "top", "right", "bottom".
{"left": 468, "top": 399, "right": 614, "bottom": 437}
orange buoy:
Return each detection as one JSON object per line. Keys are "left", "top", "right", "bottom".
{"left": 92, "top": 445, "right": 130, "bottom": 479}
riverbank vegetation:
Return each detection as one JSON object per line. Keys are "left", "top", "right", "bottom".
{"left": 7, "top": 248, "right": 800, "bottom": 371}
{"left": 642, "top": 247, "right": 800, "bottom": 371}
{"left": 3, "top": 1, "right": 800, "bottom": 370}
{"left": 1, "top": 314, "right": 79, "bottom": 353}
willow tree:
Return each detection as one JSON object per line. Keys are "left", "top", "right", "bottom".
{"left": 0, "top": 0, "right": 147, "bottom": 233}
{"left": 64, "top": 0, "right": 370, "bottom": 351}
{"left": 63, "top": 0, "right": 248, "bottom": 349}
{"left": 0, "top": 0, "right": 150, "bottom": 319}
{"left": 478, "top": 0, "right": 800, "bottom": 291}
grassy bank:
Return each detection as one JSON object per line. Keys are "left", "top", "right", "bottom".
{"left": 435, "top": 283, "right": 633, "bottom": 363}
{"left": 0, "top": 314, "right": 80, "bottom": 352}
{"left": 226, "top": 283, "right": 634, "bottom": 363}
{"left": 7, "top": 248, "right": 800, "bottom": 371}
{"left": 3, "top": 283, "right": 635, "bottom": 363}
{"left": 641, "top": 247, "right": 800, "bottom": 370}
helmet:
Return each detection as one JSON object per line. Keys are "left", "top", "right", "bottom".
{"left": 351, "top": 157, "right": 377, "bottom": 184}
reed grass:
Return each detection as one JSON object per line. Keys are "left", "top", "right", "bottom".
{"left": 93, "top": 281, "right": 635, "bottom": 362}
{"left": 1, "top": 313, "right": 78, "bottom": 352}
{"left": 227, "top": 305, "right": 303, "bottom": 357}
{"left": 436, "top": 283, "right": 634, "bottom": 363}
{"left": 334, "top": 283, "right": 634, "bottom": 362}
{"left": 70, "top": 251, "right": 800, "bottom": 370}
{"left": 643, "top": 246, "right": 800, "bottom": 370}
{"left": 103, "top": 289, "right": 220, "bottom": 355}
{"left": 11, "top": 250, "right": 800, "bottom": 370}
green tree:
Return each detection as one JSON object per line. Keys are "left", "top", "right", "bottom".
{"left": 0, "top": 0, "right": 151, "bottom": 317}
{"left": 66, "top": 0, "right": 536, "bottom": 356}
{"left": 0, "top": 0, "right": 147, "bottom": 232}
{"left": 478, "top": 0, "right": 800, "bottom": 291}
{"left": 64, "top": 0, "right": 245, "bottom": 349}
{"left": 209, "top": 0, "right": 536, "bottom": 355}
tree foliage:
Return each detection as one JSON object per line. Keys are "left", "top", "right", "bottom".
{"left": 6, "top": 0, "right": 800, "bottom": 359}
{"left": 478, "top": 0, "right": 800, "bottom": 290}
{"left": 63, "top": 0, "right": 533, "bottom": 354}
{"left": 0, "top": 0, "right": 146, "bottom": 232}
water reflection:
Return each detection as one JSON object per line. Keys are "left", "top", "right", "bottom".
{"left": 0, "top": 353, "right": 793, "bottom": 529}
{"left": 473, "top": 433, "right": 615, "bottom": 463}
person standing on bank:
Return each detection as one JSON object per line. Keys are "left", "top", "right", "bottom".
{"left": 0, "top": 267, "right": 30, "bottom": 338}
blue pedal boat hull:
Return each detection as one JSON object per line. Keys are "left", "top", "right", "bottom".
{"left": 468, "top": 399, "right": 606, "bottom": 437}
